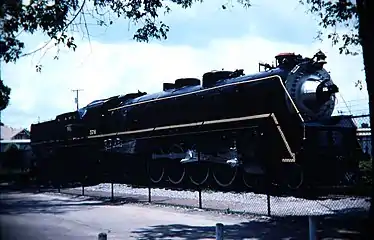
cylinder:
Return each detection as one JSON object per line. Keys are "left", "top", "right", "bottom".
{"left": 308, "top": 216, "right": 316, "bottom": 240}
{"left": 98, "top": 232, "right": 107, "bottom": 240}
{"left": 216, "top": 223, "right": 224, "bottom": 240}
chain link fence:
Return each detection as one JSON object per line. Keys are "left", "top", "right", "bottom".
{"left": 52, "top": 182, "right": 369, "bottom": 218}
{"left": 352, "top": 114, "right": 372, "bottom": 194}
{"left": 1, "top": 115, "right": 372, "bottom": 220}
{"left": 353, "top": 114, "right": 372, "bottom": 158}
{"left": 45, "top": 110, "right": 374, "bottom": 216}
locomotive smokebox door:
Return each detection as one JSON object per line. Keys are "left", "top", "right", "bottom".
{"left": 284, "top": 56, "right": 339, "bottom": 121}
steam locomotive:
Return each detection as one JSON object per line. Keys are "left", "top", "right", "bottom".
{"left": 30, "top": 51, "right": 363, "bottom": 192}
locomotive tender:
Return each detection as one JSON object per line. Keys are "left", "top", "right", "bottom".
{"left": 30, "top": 51, "right": 362, "bottom": 192}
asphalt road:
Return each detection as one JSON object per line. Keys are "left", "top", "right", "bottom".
{"left": 0, "top": 190, "right": 367, "bottom": 239}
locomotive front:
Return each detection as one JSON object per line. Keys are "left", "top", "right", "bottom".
{"left": 271, "top": 51, "right": 362, "bottom": 187}
{"left": 277, "top": 51, "right": 339, "bottom": 122}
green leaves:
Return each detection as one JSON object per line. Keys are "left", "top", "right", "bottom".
{"left": 1, "top": 0, "right": 77, "bottom": 63}
{"left": 0, "top": 79, "right": 11, "bottom": 111}
{"left": 0, "top": 0, "right": 214, "bottom": 112}
{"left": 0, "top": 0, "right": 204, "bottom": 65}
{"left": 0, "top": 0, "right": 255, "bottom": 65}
{"left": 301, "top": 0, "right": 360, "bottom": 56}
{"left": 1, "top": 0, "right": 362, "bottom": 66}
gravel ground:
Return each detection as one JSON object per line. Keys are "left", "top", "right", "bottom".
{"left": 66, "top": 183, "right": 371, "bottom": 216}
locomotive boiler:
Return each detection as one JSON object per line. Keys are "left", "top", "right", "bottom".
{"left": 30, "top": 50, "right": 362, "bottom": 192}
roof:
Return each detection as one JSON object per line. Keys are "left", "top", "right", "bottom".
{"left": 0, "top": 139, "right": 31, "bottom": 144}
{"left": 0, "top": 125, "right": 30, "bottom": 140}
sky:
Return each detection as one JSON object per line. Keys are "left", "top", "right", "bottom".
{"left": 0, "top": 0, "right": 370, "bottom": 130}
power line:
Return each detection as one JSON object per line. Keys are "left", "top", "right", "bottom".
{"left": 71, "top": 89, "right": 83, "bottom": 111}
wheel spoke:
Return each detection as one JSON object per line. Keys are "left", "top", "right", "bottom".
{"left": 188, "top": 164, "right": 210, "bottom": 186}
{"left": 149, "top": 161, "right": 164, "bottom": 184}
{"left": 167, "top": 144, "right": 186, "bottom": 185}
{"left": 168, "top": 164, "right": 186, "bottom": 184}
{"left": 149, "top": 148, "right": 165, "bottom": 184}
{"left": 243, "top": 172, "right": 259, "bottom": 189}
{"left": 212, "top": 164, "right": 237, "bottom": 187}
{"left": 285, "top": 164, "right": 304, "bottom": 190}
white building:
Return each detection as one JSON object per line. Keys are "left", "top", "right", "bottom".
{"left": 0, "top": 124, "right": 32, "bottom": 170}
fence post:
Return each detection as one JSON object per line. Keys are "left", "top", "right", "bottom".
{"left": 308, "top": 216, "right": 316, "bottom": 240}
{"left": 267, "top": 193, "right": 271, "bottom": 216}
{"left": 198, "top": 151, "right": 202, "bottom": 209}
{"left": 216, "top": 223, "right": 224, "bottom": 240}
{"left": 56, "top": 173, "right": 60, "bottom": 193}
{"left": 111, "top": 182, "right": 114, "bottom": 201}
{"left": 147, "top": 157, "right": 151, "bottom": 203}
{"left": 198, "top": 186, "right": 202, "bottom": 209}
{"left": 98, "top": 232, "right": 107, "bottom": 240}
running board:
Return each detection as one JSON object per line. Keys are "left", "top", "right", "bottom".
{"left": 151, "top": 113, "right": 296, "bottom": 163}
{"left": 152, "top": 153, "right": 186, "bottom": 160}
{"left": 179, "top": 149, "right": 240, "bottom": 166}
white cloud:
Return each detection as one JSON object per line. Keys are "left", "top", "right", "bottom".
{"left": 1, "top": 33, "right": 368, "bottom": 129}
{"left": 0, "top": 0, "right": 368, "bottom": 129}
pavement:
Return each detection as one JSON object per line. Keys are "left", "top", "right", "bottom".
{"left": 0, "top": 189, "right": 369, "bottom": 240}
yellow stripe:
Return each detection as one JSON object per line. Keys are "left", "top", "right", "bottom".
{"left": 270, "top": 113, "right": 296, "bottom": 161}
{"left": 87, "top": 113, "right": 273, "bottom": 139}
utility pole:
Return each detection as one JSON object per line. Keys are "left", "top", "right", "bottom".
{"left": 71, "top": 89, "right": 83, "bottom": 110}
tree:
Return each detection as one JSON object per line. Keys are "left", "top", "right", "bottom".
{"left": 1, "top": 0, "right": 215, "bottom": 64}
{"left": 0, "top": 0, "right": 372, "bottom": 222}
{"left": 0, "top": 79, "right": 11, "bottom": 111}
{"left": 301, "top": 0, "right": 374, "bottom": 236}
{"left": 301, "top": 0, "right": 360, "bottom": 55}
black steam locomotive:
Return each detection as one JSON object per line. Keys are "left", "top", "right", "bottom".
{"left": 30, "top": 51, "right": 363, "bottom": 192}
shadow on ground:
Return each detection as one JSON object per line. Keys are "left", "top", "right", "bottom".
{"left": 0, "top": 188, "right": 370, "bottom": 239}
{"left": 131, "top": 215, "right": 367, "bottom": 240}
{"left": 0, "top": 190, "right": 141, "bottom": 215}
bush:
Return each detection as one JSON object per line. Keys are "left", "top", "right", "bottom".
{"left": 359, "top": 158, "right": 372, "bottom": 186}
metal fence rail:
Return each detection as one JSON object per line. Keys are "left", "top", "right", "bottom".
{"left": 351, "top": 114, "right": 371, "bottom": 156}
